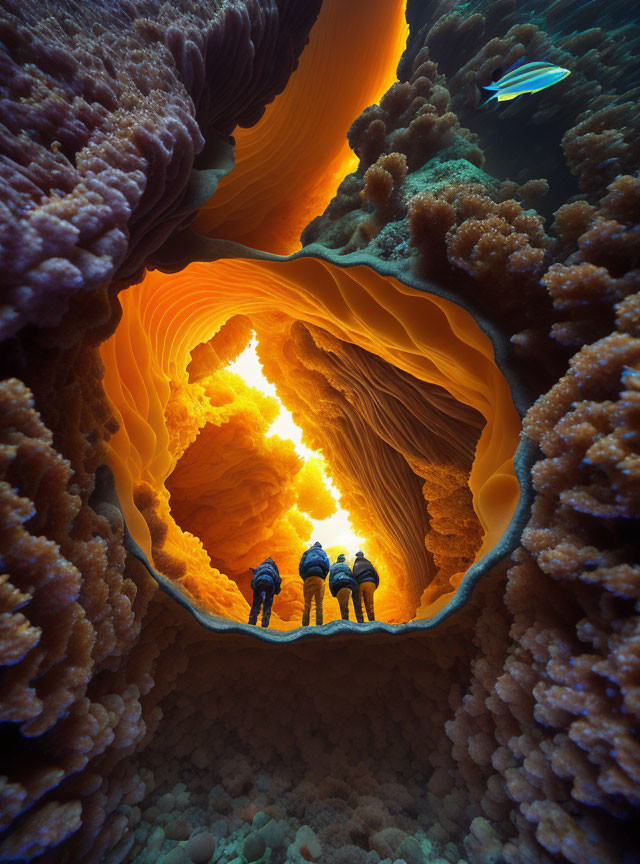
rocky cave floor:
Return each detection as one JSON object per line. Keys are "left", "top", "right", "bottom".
{"left": 126, "top": 774, "right": 467, "bottom": 864}
{"left": 120, "top": 625, "right": 480, "bottom": 864}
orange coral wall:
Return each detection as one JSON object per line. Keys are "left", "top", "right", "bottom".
{"left": 100, "top": 258, "right": 521, "bottom": 627}
{"left": 192, "top": 0, "right": 409, "bottom": 253}
{"left": 252, "top": 318, "right": 485, "bottom": 623}
{"left": 163, "top": 371, "right": 331, "bottom": 624}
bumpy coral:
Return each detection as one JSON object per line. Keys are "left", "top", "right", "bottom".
{"left": 544, "top": 175, "right": 640, "bottom": 347}
{"left": 0, "top": 375, "right": 161, "bottom": 863}
{"left": 0, "top": 0, "right": 322, "bottom": 338}
{"left": 347, "top": 57, "right": 481, "bottom": 173}
{"left": 361, "top": 152, "right": 409, "bottom": 228}
{"left": 494, "top": 337, "right": 640, "bottom": 860}
{"left": 562, "top": 103, "right": 640, "bottom": 196}
{"left": 409, "top": 185, "right": 554, "bottom": 347}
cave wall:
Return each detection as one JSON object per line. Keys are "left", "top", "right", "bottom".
{"left": 99, "top": 260, "right": 522, "bottom": 627}
{"left": 191, "top": 0, "right": 409, "bottom": 253}
{"left": 253, "top": 316, "right": 485, "bottom": 619}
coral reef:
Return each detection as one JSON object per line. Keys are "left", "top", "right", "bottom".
{"left": 401, "top": 0, "right": 640, "bottom": 210}
{"left": 409, "top": 186, "right": 553, "bottom": 344}
{"left": 0, "top": 0, "right": 322, "bottom": 339}
{"left": 0, "top": 1, "right": 639, "bottom": 864}
{"left": 543, "top": 174, "right": 640, "bottom": 347}
{"left": 0, "top": 375, "right": 158, "bottom": 864}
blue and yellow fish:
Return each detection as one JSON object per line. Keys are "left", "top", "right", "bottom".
{"left": 482, "top": 61, "right": 571, "bottom": 105}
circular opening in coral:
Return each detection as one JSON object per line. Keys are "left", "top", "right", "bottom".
{"left": 100, "top": 255, "right": 523, "bottom": 630}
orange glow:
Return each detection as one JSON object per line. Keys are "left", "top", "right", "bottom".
{"left": 228, "top": 336, "right": 365, "bottom": 553}
{"left": 98, "top": 0, "right": 521, "bottom": 629}
{"left": 100, "top": 258, "right": 521, "bottom": 629}
{"left": 192, "top": 0, "right": 409, "bottom": 254}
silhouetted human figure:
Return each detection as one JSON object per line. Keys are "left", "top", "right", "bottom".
{"left": 299, "top": 541, "right": 330, "bottom": 626}
{"left": 329, "top": 553, "right": 360, "bottom": 621}
{"left": 353, "top": 551, "right": 379, "bottom": 622}
{"left": 248, "top": 557, "right": 281, "bottom": 627}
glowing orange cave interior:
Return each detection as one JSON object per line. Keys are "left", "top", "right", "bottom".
{"left": 96, "top": 0, "right": 522, "bottom": 630}
{"left": 100, "top": 258, "right": 521, "bottom": 629}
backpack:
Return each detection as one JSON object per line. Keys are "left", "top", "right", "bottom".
{"left": 353, "top": 557, "right": 379, "bottom": 586}
{"left": 301, "top": 547, "right": 328, "bottom": 578}
{"left": 251, "top": 562, "right": 278, "bottom": 591}
{"left": 329, "top": 563, "right": 356, "bottom": 596}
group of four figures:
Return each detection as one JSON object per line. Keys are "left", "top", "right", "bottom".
{"left": 247, "top": 541, "right": 380, "bottom": 628}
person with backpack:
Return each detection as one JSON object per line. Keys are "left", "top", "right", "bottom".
{"left": 352, "top": 550, "right": 379, "bottom": 622}
{"left": 299, "top": 541, "right": 330, "bottom": 626}
{"left": 329, "top": 553, "right": 361, "bottom": 621}
{"left": 248, "top": 557, "right": 281, "bottom": 628}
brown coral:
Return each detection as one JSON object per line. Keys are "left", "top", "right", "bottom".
{"left": 0, "top": 377, "right": 158, "bottom": 862}
{"left": 544, "top": 176, "right": 640, "bottom": 347}
{"left": 0, "top": 0, "right": 322, "bottom": 339}
{"left": 408, "top": 185, "right": 556, "bottom": 366}
{"left": 348, "top": 52, "right": 481, "bottom": 173}
{"left": 357, "top": 152, "right": 409, "bottom": 243}
{"left": 563, "top": 103, "right": 640, "bottom": 196}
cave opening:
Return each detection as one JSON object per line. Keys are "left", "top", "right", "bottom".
{"left": 165, "top": 328, "right": 367, "bottom": 616}
{"left": 100, "top": 256, "right": 524, "bottom": 631}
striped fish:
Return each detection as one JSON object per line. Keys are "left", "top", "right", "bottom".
{"left": 482, "top": 61, "right": 571, "bottom": 105}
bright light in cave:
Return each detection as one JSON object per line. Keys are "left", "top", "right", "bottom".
{"left": 228, "top": 335, "right": 366, "bottom": 554}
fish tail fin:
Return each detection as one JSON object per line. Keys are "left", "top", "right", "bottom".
{"left": 481, "top": 91, "right": 498, "bottom": 106}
